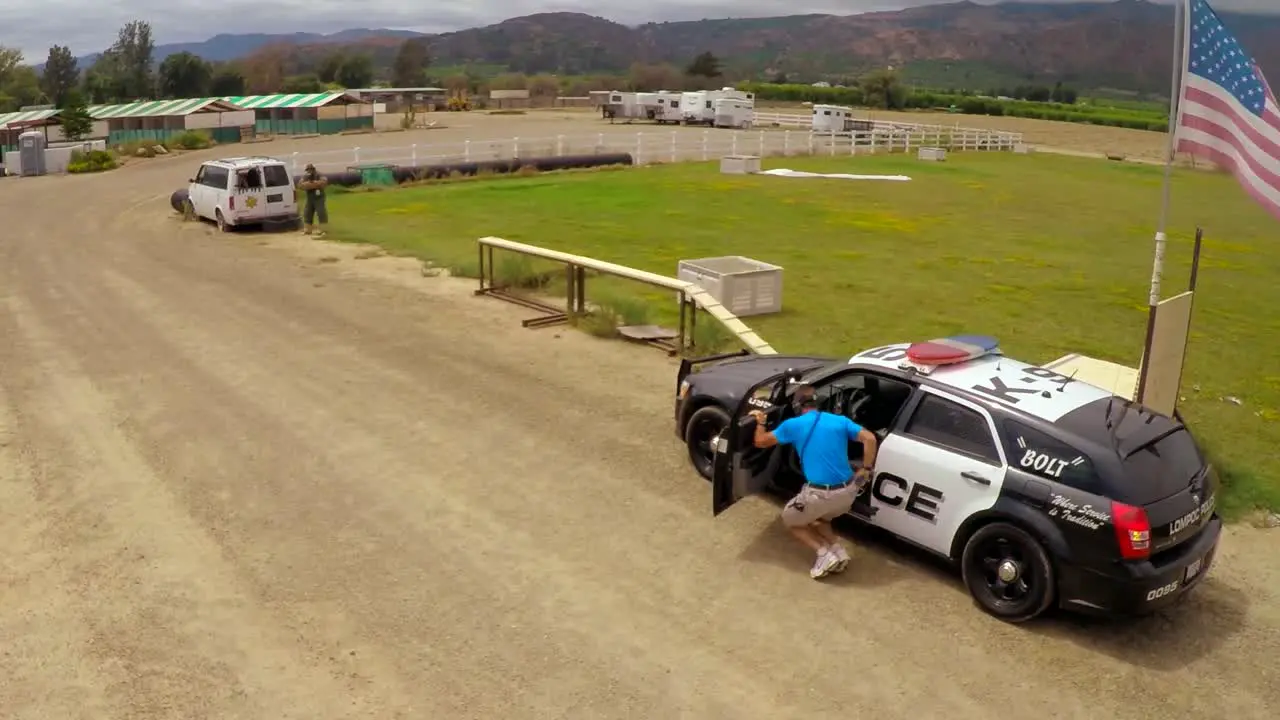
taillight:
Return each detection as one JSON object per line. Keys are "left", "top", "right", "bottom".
{"left": 1112, "top": 501, "right": 1151, "bottom": 560}
{"left": 229, "top": 196, "right": 235, "bottom": 210}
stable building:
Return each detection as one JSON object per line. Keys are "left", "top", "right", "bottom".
{"left": 0, "top": 108, "right": 63, "bottom": 156}
{"left": 220, "top": 91, "right": 373, "bottom": 135}
{"left": 88, "top": 97, "right": 252, "bottom": 145}
{"left": 346, "top": 87, "right": 447, "bottom": 113}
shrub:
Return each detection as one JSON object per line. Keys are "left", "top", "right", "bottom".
{"left": 67, "top": 149, "right": 118, "bottom": 174}
{"left": 169, "top": 130, "right": 214, "bottom": 150}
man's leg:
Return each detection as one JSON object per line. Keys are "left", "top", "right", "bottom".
{"left": 814, "top": 484, "right": 860, "bottom": 572}
{"left": 314, "top": 196, "right": 328, "bottom": 237}
{"left": 303, "top": 198, "right": 315, "bottom": 234}
{"left": 782, "top": 487, "right": 841, "bottom": 579}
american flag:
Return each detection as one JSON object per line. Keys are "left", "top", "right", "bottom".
{"left": 1175, "top": 0, "right": 1280, "bottom": 219}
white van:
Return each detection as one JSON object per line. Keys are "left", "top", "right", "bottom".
{"left": 186, "top": 157, "right": 300, "bottom": 232}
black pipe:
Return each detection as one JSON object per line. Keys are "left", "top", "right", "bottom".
{"left": 324, "top": 153, "right": 635, "bottom": 187}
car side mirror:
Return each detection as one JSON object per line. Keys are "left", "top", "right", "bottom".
{"left": 188, "top": 178, "right": 194, "bottom": 183}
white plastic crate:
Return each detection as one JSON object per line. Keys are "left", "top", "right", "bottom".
{"left": 720, "top": 155, "right": 761, "bottom": 174}
{"left": 677, "top": 255, "right": 783, "bottom": 317}
{"left": 917, "top": 146, "right": 947, "bottom": 161}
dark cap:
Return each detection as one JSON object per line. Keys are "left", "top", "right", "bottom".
{"left": 304, "top": 163, "right": 316, "bottom": 171}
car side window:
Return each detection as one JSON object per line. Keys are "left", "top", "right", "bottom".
{"left": 1002, "top": 421, "right": 1100, "bottom": 492}
{"left": 904, "top": 394, "right": 1002, "bottom": 465}
{"left": 194, "top": 166, "right": 206, "bottom": 184}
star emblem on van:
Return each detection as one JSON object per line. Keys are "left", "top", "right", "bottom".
{"left": 246, "top": 196, "right": 258, "bottom": 208}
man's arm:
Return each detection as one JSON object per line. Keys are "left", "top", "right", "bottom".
{"left": 749, "top": 410, "right": 788, "bottom": 448}
{"left": 847, "top": 418, "right": 878, "bottom": 478}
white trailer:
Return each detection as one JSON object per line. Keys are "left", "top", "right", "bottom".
{"left": 812, "top": 104, "right": 856, "bottom": 132}
{"left": 653, "top": 91, "right": 683, "bottom": 123}
{"left": 713, "top": 98, "right": 754, "bottom": 129}
{"left": 683, "top": 88, "right": 755, "bottom": 126}
{"left": 681, "top": 91, "right": 708, "bottom": 124}
{"left": 604, "top": 91, "right": 647, "bottom": 122}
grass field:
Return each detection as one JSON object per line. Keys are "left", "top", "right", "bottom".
{"left": 324, "top": 152, "right": 1280, "bottom": 518}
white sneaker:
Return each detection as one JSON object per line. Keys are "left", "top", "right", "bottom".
{"left": 810, "top": 550, "right": 841, "bottom": 579}
{"left": 828, "top": 543, "right": 851, "bottom": 573}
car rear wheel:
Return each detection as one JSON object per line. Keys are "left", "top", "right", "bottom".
{"left": 961, "top": 522, "right": 1055, "bottom": 623}
{"left": 215, "top": 210, "right": 231, "bottom": 233}
{"left": 684, "top": 405, "right": 730, "bottom": 481}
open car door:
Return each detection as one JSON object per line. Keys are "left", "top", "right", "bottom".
{"left": 712, "top": 372, "right": 791, "bottom": 516}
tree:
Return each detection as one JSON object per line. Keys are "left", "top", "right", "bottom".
{"left": 83, "top": 53, "right": 126, "bottom": 104}
{"left": 0, "top": 65, "right": 44, "bottom": 112}
{"left": 627, "top": 63, "right": 683, "bottom": 92}
{"left": 316, "top": 51, "right": 347, "bottom": 84}
{"left": 209, "top": 65, "right": 247, "bottom": 96}
{"left": 335, "top": 54, "right": 373, "bottom": 88}
{"left": 391, "top": 38, "right": 429, "bottom": 88}
{"left": 686, "top": 52, "right": 722, "bottom": 79}
{"left": 241, "top": 44, "right": 290, "bottom": 94}
{"left": 41, "top": 45, "right": 79, "bottom": 106}
{"left": 282, "top": 74, "right": 324, "bottom": 93}
{"left": 59, "top": 89, "right": 93, "bottom": 140}
{"left": 110, "top": 20, "right": 156, "bottom": 99}
{"left": 158, "top": 52, "right": 212, "bottom": 98}
{"left": 860, "top": 68, "right": 905, "bottom": 110}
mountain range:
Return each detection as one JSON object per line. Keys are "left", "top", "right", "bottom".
{"left": 62, "top": 1, "right": 1280, "bottom": 94}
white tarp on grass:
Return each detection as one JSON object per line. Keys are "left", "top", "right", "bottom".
{"left": 759, "top": 169, "right": 911, "bottom": 181}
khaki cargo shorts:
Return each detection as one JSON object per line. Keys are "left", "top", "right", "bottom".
{"left": 781, "top": 480, "right": 862, "bottom": 528}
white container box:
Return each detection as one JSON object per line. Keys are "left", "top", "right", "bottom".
{"left": 720, "top": 155, "right": 761, "bottom": 174}
{"left": 678, "top": 255, "right": 783, "bottom": 317}
{"left": 917, "top": 146, "right": 947, "bottom": 161}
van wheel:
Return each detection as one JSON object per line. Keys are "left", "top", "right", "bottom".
{"left": 961, "top": 522, "right": 1056, "bottom": 623}
{"left": 215, "top": 210, "right": 230, "bottom": 233}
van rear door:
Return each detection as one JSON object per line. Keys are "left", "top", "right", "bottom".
{"left": 1117, "top": 424, "right": 1217, "bottom": 556}
{"left": 262, "top": 164, "right": 296, "bottom": 218}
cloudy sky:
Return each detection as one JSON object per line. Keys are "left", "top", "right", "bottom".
{"left": 2, "top": 0, "right": 1275, "bottom": 60}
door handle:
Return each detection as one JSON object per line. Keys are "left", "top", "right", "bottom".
{"left": 961, "top": 471, "right": 991, "bottom": 486}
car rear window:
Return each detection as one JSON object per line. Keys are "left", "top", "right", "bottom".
{"left": 263, "top": 165, "right": 290, "bottom": 187}
{"left": 1120, "top": 428, "right": 1205, "bottom": 504}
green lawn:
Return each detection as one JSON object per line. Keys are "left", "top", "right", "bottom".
{"left": 324, "top": 152, "right": 1280, "bottom": 518}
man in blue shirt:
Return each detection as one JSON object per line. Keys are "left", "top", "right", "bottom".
{"left": 750, "top": 384, "right": 878, "bottom": 579}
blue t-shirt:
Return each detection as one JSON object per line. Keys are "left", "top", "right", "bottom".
{"left": 772, "top": 411, "right": 865, "bottom": 486}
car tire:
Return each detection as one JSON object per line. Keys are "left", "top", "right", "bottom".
{"left": 684, "top": 405, "right": 730, "bottom": 482}
{"left": 961, "top": 522, "right": 1056, "bottom": 623}
{"left": 215, "top": 210, "right": 231, "bottom": 233}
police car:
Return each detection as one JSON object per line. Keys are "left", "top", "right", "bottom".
{"left": 674, "top": 336, "right": 1222, "bottom": 622}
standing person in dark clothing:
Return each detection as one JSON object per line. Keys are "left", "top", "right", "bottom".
{"left": 299, "top": 163, "right": 329, "bottom": 237}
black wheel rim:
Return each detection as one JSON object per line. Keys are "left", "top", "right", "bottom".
{"left": 687, "top": 416, "right": 726, "bottom": 477}
{"left": 973, "top": 535, "right": 1035, "bottom": 608}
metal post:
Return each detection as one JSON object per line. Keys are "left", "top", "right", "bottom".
{"left": 291, "top": 151, "right": 298, "bottom": 173}
{"left": 758, "top": 130, "right": 764, "bottom": 156}
{"left": 556, "top": 135, "right": 563, "bottom": 156}
{"left": 830, "top": 131, "right": 835, "bottom": 156}
{"left": 1137, "top": 0, "right": 1188, "bottom": 404}
{"left": 464, "top": 140, "right": 471, "bottom": 162}
{"left": 671, "top": 130, "right": 677, "bottom": 162}
{"left": 411, "top": 144, "right": 417, "bottom": 166}
{"left": 783, "top": 130, "right": 789, "bottom": 156}
{"left": 702, "top": 130, "right": 709, "bottom": 161}
{"left": 513, "top": 137, "right": 520, "bottom": 160}
{"left": 636, "top": 132, "right": 642, "bottom": 164}
{"left": 354, "top": 147, "right": 360, "bottom": 164}
{"left": 731, "top": 132, "right": 737, "bottom": 155}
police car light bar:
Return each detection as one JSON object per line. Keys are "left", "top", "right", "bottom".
{"left": 902, "top": 334, "right": 1001, "bottom": 371}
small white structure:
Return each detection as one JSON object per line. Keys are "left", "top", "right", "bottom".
{"left": 720, "top": 155, "right": 761, "bottom": 174}
{"left": 1014, "top": 143, "right": 1034, "bottom": 154}
{"left": 4, "top": 139, "right": 108, "bottom": 175}
{"left": 682, "top": 88, "right": 754, "bottom": 125}
{"left": 678, "top": 256, "right": 783, "bottom": 317}
{"left": 917, "top": 146, "right": 948, "bottom": 161}
{"left": 605, "top": 91, "right": 647, "bottom": 121}
{"left": 713, "top": 98, "right": 754, "bottom": 129}
{"left": 812, "top": 104, "right": 855, "bottom": 132}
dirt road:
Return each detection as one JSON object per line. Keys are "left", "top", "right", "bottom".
{"left": 1, "top": 132, "right": 1276, "bottom": 719}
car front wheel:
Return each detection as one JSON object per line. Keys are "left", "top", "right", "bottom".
{"left": 684, "top": 405, "right": 729, "bottom": 481}
{"left": 961, "top": 522, "right": 1056, "bottom": 623}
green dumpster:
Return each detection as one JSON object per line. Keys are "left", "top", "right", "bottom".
{"left": 348, "top": 163, "right": 396, "bottom": 187}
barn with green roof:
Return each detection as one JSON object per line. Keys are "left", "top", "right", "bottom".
{"left": 220, "top": 91, "right": 373, "bottom": 136}
{"left": 88, "top": 97, "right": 254, "bottom": 145}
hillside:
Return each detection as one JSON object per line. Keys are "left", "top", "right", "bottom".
{"left": 69, "top": 1, "right": 1280, "bottom": 94}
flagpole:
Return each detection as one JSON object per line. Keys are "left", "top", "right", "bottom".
{"left": 1136, "top": 0, "right": 1189, "bottom": 405}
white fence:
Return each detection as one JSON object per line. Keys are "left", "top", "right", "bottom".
{"left": 288, "top": 124, "right": 1024, "bottom": 174}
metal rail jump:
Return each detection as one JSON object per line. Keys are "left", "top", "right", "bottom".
{"left": 474, "top": 236, "right": 775, "bottom": 356}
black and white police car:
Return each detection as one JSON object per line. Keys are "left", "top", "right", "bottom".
{"left": 673, "top": 337, "right": 1222, "bottom": 622}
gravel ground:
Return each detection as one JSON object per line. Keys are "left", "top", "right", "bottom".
{"left": 0, "top": 113, "right": 1274, "bottom": 719}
